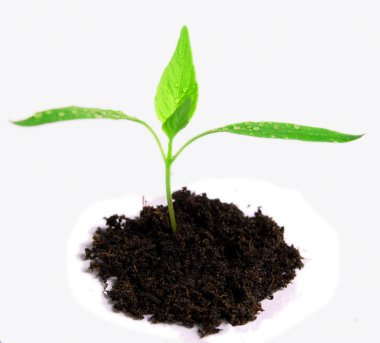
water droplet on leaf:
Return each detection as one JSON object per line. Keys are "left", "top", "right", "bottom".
{"left": 182, "top": 87, "right": 188, "bottom": 93}
{"left": 174, "top": 82, "right": 179, "bottom": 88}
{"left": 293, "top": 124, "right": 300, "bottom": 129}
{"left": 233, "top": 125, "right": 241, "bottom": 130}
{"left": 58, "top": 112, "right": 65, "bottom": 117}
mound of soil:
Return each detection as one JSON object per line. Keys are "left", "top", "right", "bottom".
{"left": 84, "top": 188, "right": 303, "bottom": 337}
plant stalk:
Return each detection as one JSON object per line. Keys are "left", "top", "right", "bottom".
{"left": 165, "top": 138, "right": 177, "bottom": 233}
{"left": 172, "top": 128, "right": 220, "bottom": 162}
{"left": 132, "top": 118, "right": 166, "bottom": 162}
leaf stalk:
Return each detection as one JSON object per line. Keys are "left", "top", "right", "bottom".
{"left": 172, "top": 129, "right": 219, "bottom": 162}
{"left": 132, "top": 118, "right": 166, "bottom": 162}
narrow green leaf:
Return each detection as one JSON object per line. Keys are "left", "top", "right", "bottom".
{"left": 13, "top": 106, "right": 135, "bottom": 126}
{"left": 162, "top": 97, "right": 192, "bottom": 139}
{"left": 155, "top": 26, "right": 198, "bottom": 131}
{"left": 213, "top": 122, "right": 363, "bottom": 142}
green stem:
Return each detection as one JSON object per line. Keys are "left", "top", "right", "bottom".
{"left": 172, "top": 129, "right": 220, "bottom": 162}
{"left": 165, "top": 138, "right": 177, "bottom": 233}
{"left": 127, "top": 116, "right": 177, "bottom": 232}
{"left": 131, "top": 118, "right": 166, "bottom": 162}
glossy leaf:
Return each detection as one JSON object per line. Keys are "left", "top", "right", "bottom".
{"left": 13, "top": 106, "right": 136, "bottom": 126}
{"left": 155, "top": 26, "right": 198, "bottom": 129}
{"left": 212, "top": 121, "right": 363, "bottom": 142}
{"left": 162, "top": 97, "right": 193, "bottom": 139}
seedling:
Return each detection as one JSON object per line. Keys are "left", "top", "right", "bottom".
{"left": 13, "top": 26, "right": 362, "bottom": 233}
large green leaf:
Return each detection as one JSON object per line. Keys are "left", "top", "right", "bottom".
{"left": 155, "top": 26, "right": 198, "bottom": 133}
{"left": 13, "top": 106, "right": 135, "bottom": 126}
{"left": 212, "top": 121, "right": 363, "bottom": 142}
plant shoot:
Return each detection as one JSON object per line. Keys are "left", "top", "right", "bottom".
{"left": 13, "top": 26, "right": 363, "bottom": 233}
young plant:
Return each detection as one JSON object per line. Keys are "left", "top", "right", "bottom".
{"left": 13, "top": 26, "right": 362, "bottom": 234}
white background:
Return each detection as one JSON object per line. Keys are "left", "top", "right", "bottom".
{"left": 0, "top": 0, "right": 379, "bottom": 342}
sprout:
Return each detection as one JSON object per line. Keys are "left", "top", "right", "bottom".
{"left": 13, "top": 26, "right": 363, "bottom": 233}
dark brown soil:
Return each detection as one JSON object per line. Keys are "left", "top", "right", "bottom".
{"left": 84, "top": 188, "right": 303, "bottom": 337}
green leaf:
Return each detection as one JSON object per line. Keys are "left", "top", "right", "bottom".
{"left": 213, "top": 121, "right": 363, "bottom": 142}
{"left": 162, "top": 97, "right": 192, "bottom": 139}
{"left": 155, "top": 26, "right": 198, "bottom": 131}
{"left": 13, "top": 106, "right": 135, "bottom": 126}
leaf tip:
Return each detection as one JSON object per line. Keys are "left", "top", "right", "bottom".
{"left": 181, "top": 25, "right": 189, "bottom": 35}
{"left": 11, "top": 119, "right": 28, "bottom": 126}
{"left": 352, "top": 133, "right": 365, "bottom": 141}
{"left": 180, "top": 25, "right": 190, "bottom": 43}
{"left": 342, "top": 133, "right": 365, "bottom": 142}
